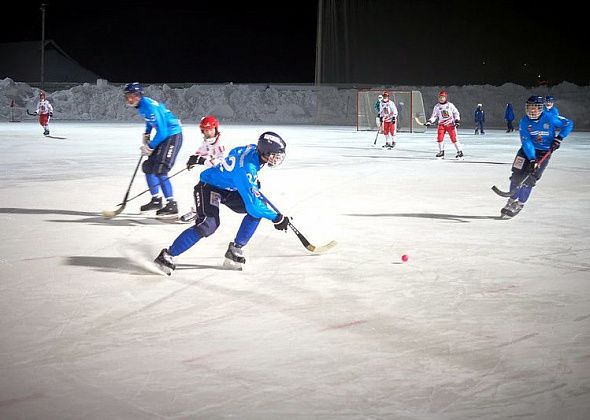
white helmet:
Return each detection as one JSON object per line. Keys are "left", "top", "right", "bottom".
{"left": 378, "top": 95, "right": 383, "bottom": 100}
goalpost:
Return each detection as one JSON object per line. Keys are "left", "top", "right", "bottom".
{"left": 356, "top": 89, "right": 427, "bottom": 133}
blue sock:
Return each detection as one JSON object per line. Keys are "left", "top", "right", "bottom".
{"left": 159, "top": 175, "right": 174, "bottom": 200}
{"left": 169, "top": 227, "right": 201, "bottom": 256}
{"left": 146, "top": 173, "right": 160, "bottom": 196}
{"left": 517, "top": 185, "right": 533, "bottom": 203}
{"left": 234, "top": 214, "right": 261, "bottom": 247}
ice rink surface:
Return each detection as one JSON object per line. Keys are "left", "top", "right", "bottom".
{"left": 1, "top": 121, "right": 589, "bottom": 419}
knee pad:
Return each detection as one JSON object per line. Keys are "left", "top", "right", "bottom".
{"left": 142, "top": 160, "right": 154, "bottom": 174}
{"left": 195, "top": 217, "right": 219, "bottom": 238}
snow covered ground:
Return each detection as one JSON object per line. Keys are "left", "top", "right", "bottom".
{"left": 1, "top": 121, "right": 589, "bottom": 419}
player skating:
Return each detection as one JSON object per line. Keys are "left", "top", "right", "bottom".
{"left": 424, "top": 90, "right": 463, "bottom": 159}
{"left": 379, "top": 91, "right": 398, "bottom": 149}
{"left": 153, "top": 132, "right": 290, "bottom": 275}
{"left": 34, "top": 91, "right": 53, "bottom": 136}
{"left": 124, "top": 82, "right": 183, "bottom": 217}
{"left": 179, "top": 115, "right": 227, "bottom": 223}
{"left": 498, "top": 95, "right": 573, "bottom": 218}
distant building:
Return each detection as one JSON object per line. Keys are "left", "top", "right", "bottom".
{"left": 0, "top": 40, "right": 100, "bottom": 84}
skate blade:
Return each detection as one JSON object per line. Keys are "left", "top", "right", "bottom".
{"left": 222, "top": 258, "right": 243, "bottom": 271}
{"left": 153, "top": 263, "right": 173, "bottom": 276}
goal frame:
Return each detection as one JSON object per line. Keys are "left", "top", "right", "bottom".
{"left": 356, "top": 89, "right": 426, "bottom": 133}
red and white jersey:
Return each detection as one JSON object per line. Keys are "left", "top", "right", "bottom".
{"left": 36, "top": 99, "right": 53, "bottom": 115}
{"left": 428, "top": 102, "right": 460, "bottom": 126}
{"left": 379, "top": 99, "right": 398, "bottom": 123}
{"left": 194, "top": 137, "right": 226, "bottom": 167}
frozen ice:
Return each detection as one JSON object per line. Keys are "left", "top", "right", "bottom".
{"left": 1, "top": 120, "right": 589, "bottom": 419}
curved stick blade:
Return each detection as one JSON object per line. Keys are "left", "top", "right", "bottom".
{"left": 307, "top": 240, "right": 338, "bottom": 254}
{"left": 491, "top": 185, "right": 515, "bottom": 198}
{"left": 102, "top": 204, "right": 125, "bottom": 219}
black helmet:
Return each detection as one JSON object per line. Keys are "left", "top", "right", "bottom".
{"left": 257, "top": 132, "right": 286, "bottom": 167}
{"left": 525, "top": 95, "right": 544, "bottom": 119}
{"left": 123, "top": 82, "right": 144, "bottom": 95}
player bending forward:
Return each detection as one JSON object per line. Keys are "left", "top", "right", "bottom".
{"left": 179, "top": 115, "right": 227, "bottom": 222}
{"left": 153, "top": 132, "right": 291, "bottom": 274}
{"left": 35, "top": 91, "right": 54, "bottom": 136}
{"left": 425, "top": 90, "right": 463, "bottom": 159}
{"left": 379, "top": 91, "right": 398, "bottom": 149}
{"left": 499, "top": 95, "right": 573, "bottom": 218}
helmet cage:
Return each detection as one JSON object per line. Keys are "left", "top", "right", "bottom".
{"left": 525, "top": 96, "right": 544, "bottom": 119}
{"left": 199, "top": 116, "right": 220, "bottom": 143}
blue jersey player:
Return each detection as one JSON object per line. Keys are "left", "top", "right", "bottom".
{"left": 124, "top": 82, "right": 183, "bottom": 216}
{"left": 153, "top": 132, "right": 290, "bottom": 274}
{"left": 544, "top": 95, "right": 559, "bottom": 117}
{"left": 500, "top": 95, "right": 573, "bottom": 218}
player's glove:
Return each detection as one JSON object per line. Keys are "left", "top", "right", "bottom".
{"left": 527, "top": 159, "right": 539, "bottom": 173}
{"left": 551, "top": 135, "right": 562, "bottom": 151}
{"left": 454, "top": 120, "right": 461, "bottom": 127}
{"left": 140, "top": 144, "right": 153, "bottom": 156}
{"left": 424, "top": 121, "right": 431, "bottom": 127}
{"left": 273, "top": 214, "right": 290, "bottom": 231}
{"left": 391, "top": 116, "right": 396, "bottom": 123}
{"left": 186, "top": 154, "right": 206, "bottom": 169}
{"left": 49, "top": 112, "right": 53, "bottom": 117}
{"left": 142, "top": 133, "right": 151, "bottom": 145}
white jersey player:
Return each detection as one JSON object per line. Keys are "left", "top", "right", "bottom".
{"left": 379, "top": 91, "right": 398, "bottom": 148}
{"left": 180, "top": 115, "right": 227, "bottom": 222}
{"left": 425, "top": 90, "right": 463, "bottom": 159}
{"left": 35, "top": 91, "right": 54, "bottom": 136}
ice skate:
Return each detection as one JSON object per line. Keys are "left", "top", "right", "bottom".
{"left": 43, "top": 129, "right": 49, "bottom": 136}
{"left": 455, "top": 150, "right": 464, "bottom": 160}
{"left": 500, "top": 199, "right": 523, "bottom": 218}
{"left": 154, "top": 248, "right": 175, "bottom": 276}
{"left": 140, "top": 196, "right": 162, "bottom": 212}
{"left": 222, "top": 242, "right": 245, "bottom": 270}
{"left": 179, "top": 207, "right": 196, "bottom": 223}
{"left": 435, "top": 150, "right": 444, "bottom": 160}
{"left": 156, "top": 200, "right": 178, "bottom": 217}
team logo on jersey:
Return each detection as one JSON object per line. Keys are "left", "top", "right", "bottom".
{"left": 543, "top": 123, "right": 549, "bottom": 129}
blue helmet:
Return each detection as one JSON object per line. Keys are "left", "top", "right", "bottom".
{"left": 124, "top": 82, "right": 143, "bottom": 95}
{"left": 525, "top": 96, "right": 544, "bottom": 119}
{"left": 545, "top": 95, "right": 555, "bottom": 103}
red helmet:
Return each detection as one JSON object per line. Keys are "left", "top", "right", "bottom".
{"left": 199, "top": 115, "right": 219, "bottom": 131}
{"left": 382, "top": 90, "right": 390, "bottom": 97}
{"left": 438, "top": 90, "right": 448, "bottom": 103}
{"left": 39, "top": 91, "right": 46, "bottom": 99}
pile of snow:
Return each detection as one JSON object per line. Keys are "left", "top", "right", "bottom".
{"left": 1, "top": 78, "right": 588, "bottom": 129}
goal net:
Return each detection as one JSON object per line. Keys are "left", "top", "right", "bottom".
{"left": 356, "top": 89, "right": 426, "bottom": 133}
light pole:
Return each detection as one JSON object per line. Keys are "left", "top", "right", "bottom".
{"left": 314, "top": 0, "right": 323, "bottom": 86}
{"left": 40, "top": 3, "right": 46, "bottom": 90}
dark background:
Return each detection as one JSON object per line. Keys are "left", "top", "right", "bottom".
{"left": 2, "top": 0, "right": 586, "bottom": 86}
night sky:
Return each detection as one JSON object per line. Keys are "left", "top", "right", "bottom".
{"left": 2, "top": 0, "right": 587, "bottom": 86}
